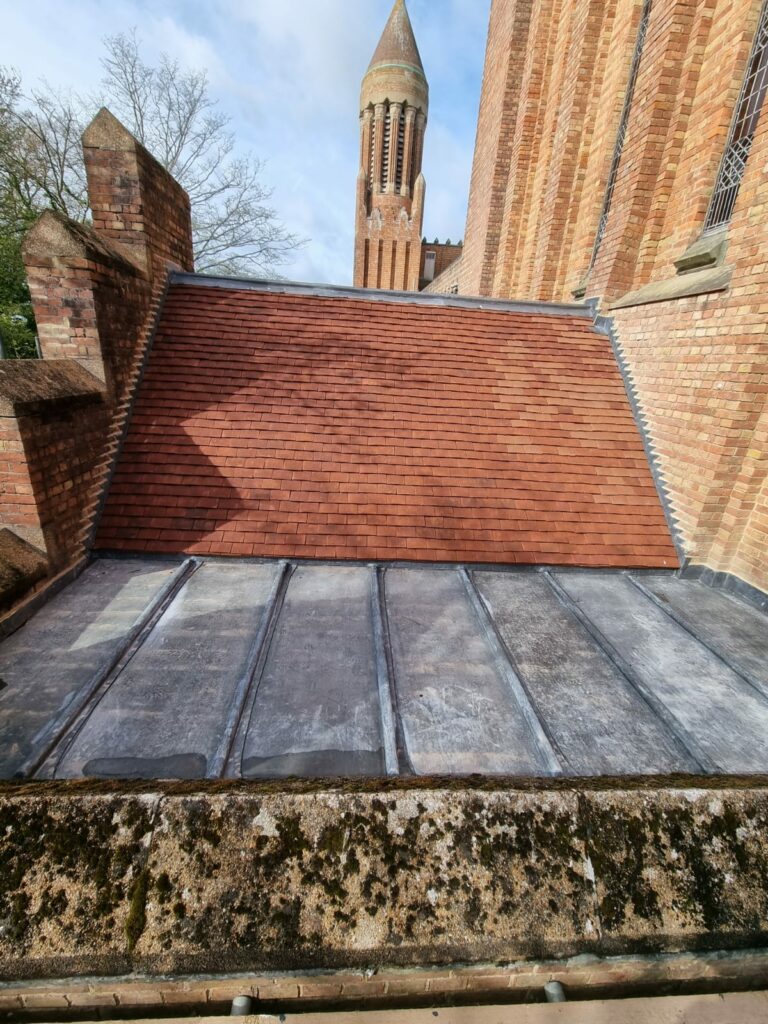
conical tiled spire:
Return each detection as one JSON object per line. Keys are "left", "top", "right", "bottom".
{"left": 368, "top": 0, "right": 425, "bottom": 75}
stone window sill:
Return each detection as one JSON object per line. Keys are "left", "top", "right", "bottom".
{"left": 609, "top": 264, "right": 732, "bottom": 310}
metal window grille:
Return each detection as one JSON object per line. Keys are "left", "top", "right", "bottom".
{"left": 589, "top": 0, "right": 653, "bottom": 270}
{"left": 705, "top": 0, "right": 768, "bottom": 230}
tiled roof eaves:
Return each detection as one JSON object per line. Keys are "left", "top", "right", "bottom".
{"left": 170, "top": 271, "right": 592, "bottom": 319}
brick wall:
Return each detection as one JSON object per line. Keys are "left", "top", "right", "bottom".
{"left": 0, "top": 108, "right": 193, "bottom": 612}
{"left": 446, "top": 0, "right": 768, "bottom": 594}
{"left": 597, "top": 0, "right": 768, "bottom": 590}
{"left": 456, "top": 0, "right": 532, "bottom": 297}
{"left": 418, "top": 240, "right": 463, "bottom": 289}
{"left": 610, "top": 49, "right": 768, "bottom": 587}
{"left": 0, "top": 360, "right": 107, "bottom": 558}
{"left": 12, "top": 396, "right": 112, "bottom": 568}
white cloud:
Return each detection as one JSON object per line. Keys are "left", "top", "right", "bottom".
{"left": 0, "top": 0, "right": 490, "bottom": 284}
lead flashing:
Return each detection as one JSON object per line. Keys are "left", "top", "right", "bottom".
{"left": 681, "top": 563, "right": 768, "bottom": 614}
{"left": 169, "top": 272, "right": 592, "bottom": 318}
{"left": 593, "top": 312, "right": 685, "bottom": 564}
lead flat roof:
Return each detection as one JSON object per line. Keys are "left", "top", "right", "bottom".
{"left": 0, "top": 557, "right": 766, "bottom": 782}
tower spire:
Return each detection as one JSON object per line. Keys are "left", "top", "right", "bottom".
{"left": 354, "top": 0, "right": 429, "bottom": 292}
{"left": 367, "top": 0, "right": 425, "bottom": 76}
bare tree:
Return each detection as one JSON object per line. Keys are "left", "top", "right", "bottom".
{"left": 1, "top": 70, "right": 93, "bottom": 227}
{"left": 0, "top": 33, "right": 303, "bottom": 275}
{"left": 100, "top": 32, "right": 302, "bottom": 275}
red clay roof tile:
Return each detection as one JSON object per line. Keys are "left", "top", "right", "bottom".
{"left": 97, "top": 283, "right": 678, "bottom": 567}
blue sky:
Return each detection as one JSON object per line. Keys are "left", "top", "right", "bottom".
{"left": 0, "top": 0, "right": 489, "bottom": 284}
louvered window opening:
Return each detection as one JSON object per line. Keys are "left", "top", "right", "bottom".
{"left": 381, "top": 112, "right": 392, "bottom": 191}
{"left": 369, "top": 117, "right": 376, "bottom": 188}
{"left": 589, "top": 0, "right": 653, "bottom": 270}
{"left": 705, "top": 0, "right": 768, "bottom": 230}
{"left": 395, "top": 111, "right": 406, "bottom": 192}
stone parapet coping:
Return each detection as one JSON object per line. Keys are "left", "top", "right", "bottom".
{"left": 1, "top": 786, "right": 768, "bottom": 987}
{"left": 86, "top": 993, "right": 768, "bottom": 1024}
{"left": 0, "top": 361, "right": 103, "bottom": 417}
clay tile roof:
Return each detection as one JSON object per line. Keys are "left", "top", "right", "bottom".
{"left": 97, "top": 280, "right": 678, "bottom": 568}
{"left": 368, "top": 0, "right": 425, "bottom": 75}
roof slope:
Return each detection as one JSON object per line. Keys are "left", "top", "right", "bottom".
{"left": 97, "top": 282, "right": 677, "bottom": 567}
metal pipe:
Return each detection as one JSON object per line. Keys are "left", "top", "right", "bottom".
{"left": 230, "top": 994, "right": 253, "bottom": 1015}
{"left": 544, "top": 981, "right": 567, "bottom": 1003}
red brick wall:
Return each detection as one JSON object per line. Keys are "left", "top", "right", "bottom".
{"left": 458, "top": 0, "right": 533, "bottom": 297}
{"left": 419, "top": 241, "right": 463, "bottom": 288}
{"left": 610, "top": 29, "right": 768, "bottom": 589}
{"left": 492, "top": 0, "right": 563, "bottom": 297}
{"left": 9, "top": 215, "right": 165, "bottom": 576}
{"left": 14, "top": 398, "right": 112, "bottom": 567}
{"left": 447, "top": 0, "right": 768, "bottom": 593}
{"left": 0, "top": 414, "right": 39, "bottom": 550}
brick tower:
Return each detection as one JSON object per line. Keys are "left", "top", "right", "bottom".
{"left": 353, "top": 0, "right": 428, "bottom": 291}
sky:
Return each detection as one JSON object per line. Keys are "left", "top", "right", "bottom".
{"left": 0, "top": 0, "right": 490, "bottom": 285}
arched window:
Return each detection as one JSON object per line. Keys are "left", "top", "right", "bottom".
{"left": 705, "top": 0, "right": 768, "bottom": 230}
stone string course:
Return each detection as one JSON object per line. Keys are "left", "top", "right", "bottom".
{"left": 1, "top": 786, "right": 767, "bottom": 995}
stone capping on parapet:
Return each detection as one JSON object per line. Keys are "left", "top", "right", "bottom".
{"left": 170, "top": 271, "right": 593, "bottom": 318}
{"left": 81, "top": 105, "right": 145, "bottom": 152}
{"left": 21, "top": 209, "right": 145, "bottom": 276}
{"left": 0, "top": 529, "right": 48, "bottom": 614}
{"left": 0, "top": 360, "right": 104, "bottom": 417}
{"left": 1, "top": 784, "right": 768, "bottom": 981}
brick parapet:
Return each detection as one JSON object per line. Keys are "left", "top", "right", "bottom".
{"left": 0, "top": 107, "right": 193, "bottom": 603}
{"left": 422, "top": 255, "right": 464, "bottom": 295}
{"left": 82, "top": 107, "right": 194, "bottom": 280}
{"left": 419, "top": 241, "right": 463, "bottom": 289}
